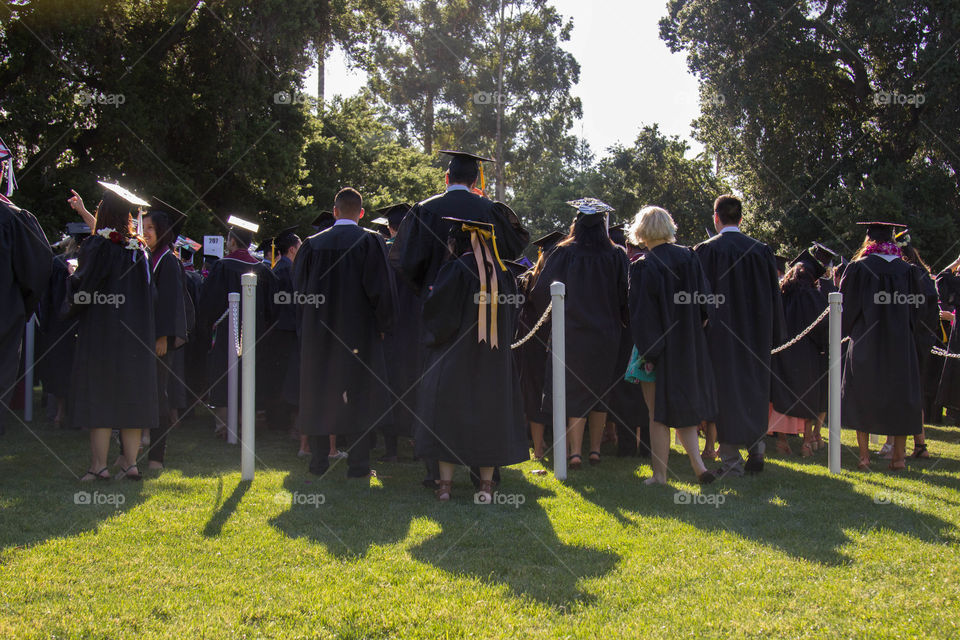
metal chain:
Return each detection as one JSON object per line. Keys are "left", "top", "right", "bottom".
{"left": 511, "top": 301, "right": 552, "bottom": 350}
{"left": 231, "top": 303, "right": 241, "bottom": 357}
{"left": 771, "top": 305, "right": 831, "bottom": 354}
{"left": 931, "top": 345, "right": 960, "bottom": 359}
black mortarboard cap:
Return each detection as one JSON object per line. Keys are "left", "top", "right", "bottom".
{"left": 857, "top": 221, "right": 906, "bottom": 242}
{"left": 375, "top": 203, "right": 411, "bottom": 229}
{"left": 148, "top": 196, "right": 188, "bottom": 239}
{"left": 226, "top": 214, "right": 259, "bottom": 247}
{"left": 312, "top": 211, "right": 335, "bottom": 231}
{"left": 608, "top": 223, "right": 626, "bottom": 248}
{"left": 810, "top": 241, "right": 839, "bottom": 266}
{"left": 789, "top": 248, "right": 827, "bottom": 279}
{"left": 438, "top": 150, "right": 496, "bottom": 164}
{"left": 532, "top": 230, "right": 565, "bottom": 250}
{"left": 66, "top": 222, "right": 92, "bottom": 238}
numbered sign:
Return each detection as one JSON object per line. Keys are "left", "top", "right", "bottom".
{"left": 204, "top": 235, "right": 224, "bottom": 258}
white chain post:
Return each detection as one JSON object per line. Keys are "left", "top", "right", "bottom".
{"left": 227, "top": 292, "right": 240, "bottom": 445}
{"left": 241, "top": 273, "right": 257, "bottom": 481}
{"left": 511, "top": 301, "right": 552, "bottom": 349}
{"left": 550, "top": 281, "right": 566, "bottom": 481}
{"left": 828, "top": 292, "right": 842, "bottom": 473}
{"left": 23, "top": 315, "right": 35, "bottom": 422}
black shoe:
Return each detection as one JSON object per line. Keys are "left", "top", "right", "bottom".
{"left": 744, "top": 456, "right": 764, "bottom": 475}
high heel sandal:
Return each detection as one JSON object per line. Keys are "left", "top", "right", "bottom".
{"left": 80, "top": 467, "right": 110, "bottom": 482}
{"left": 475, "top": 480, "right": 494, "bottom": 504}
{"left": 588, "top": 451, "right": 601, "bottom": 466}
{"left": 435, "top": 480, "right": 452, "bottom": 502}
{"left": 119, "top": 464, "right": 142, "bottom": 481}
{"left": 913, "top": 443, "right": 930, "bottom": 459}
{"left": 568, "top": 454, "right": 582, "bottom": 470}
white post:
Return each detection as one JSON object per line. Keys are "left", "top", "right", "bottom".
{"left": 23, "top": 315, "right": 35, "bottom": 422}
{"left": 828, "top": 292, "right": 842, "bottom": 473}
{"left": 241, "top": 273, "right": 257, "bottom": 481}
{"left": 227, "top": 292, "right": 240, "bottom": 445}
{"left": 551, "top": 281, "right": 566, "bottom": 481}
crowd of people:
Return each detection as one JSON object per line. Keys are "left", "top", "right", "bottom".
{"left": 1, "top": 143, "right": 956, "bottom": 502}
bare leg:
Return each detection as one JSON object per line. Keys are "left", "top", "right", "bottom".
{"left": 587, "top": 411, "right": 606, "bottom": 463}
{"left": 439, "top": 461, "right": 455, "bottom": 482}
{"left": 814, "top": 412, "right": 825, "bottom": 449}
{"left": 890, "top": 435, "right": 907, "bottom": 470}
{"left": 120, "top": 429, "right": 142, "bottom": 476}
{"left": 641, "top": 382, "right": 669, "bottom": 485}
{"left": 856, "top": 431, "right": 871, "bottom": 469}
{"left": 567, "top": 417, "right": 586, "bottom": 460}
{"left": 86, "top": 428, "right": 112, "bottom": 479}
{"left": 298, "top": 435, "right": 310, "bottom": 456}
{"left": 702, "top": 421, "right": 718, "bottom": 459}
{"left": 329, "top": 435, "right": 338, "bottom": 456}
{"left": 530, "top": 421, "right": 545, "bottom": 459}
{"left": 436, "top": 461, "right": 455, "bottom": 501}
{"left": 475, "top": 465, "right": 495, "bottom": 504}
{"left": 677, "top": 426, "right": 708, "bottom": 477}
{"left": 800, "top": 420, "right": 815, "bottom": 456}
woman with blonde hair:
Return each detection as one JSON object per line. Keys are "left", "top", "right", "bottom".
{"left": 628, "top": 206, "right": 716, "bottom": 484}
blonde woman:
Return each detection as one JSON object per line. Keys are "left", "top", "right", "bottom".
{"left": 628, "top": 206, "right": 716, "bottom": 485}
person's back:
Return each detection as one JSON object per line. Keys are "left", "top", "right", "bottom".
{"left": 693, "top": 195, "right": 784, "bottom": 475}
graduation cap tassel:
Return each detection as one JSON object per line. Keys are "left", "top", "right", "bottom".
{"left": 466, "top": 225, "right": 500, "bottom": 349}
{"left": 270, "top": 240, "right": 277, "bottom": 269}
{"left": 479, "top": 163, "right": 486, "bottom": 193}
{"left": 5, "top": 158, "right": 16, "bottom": 197}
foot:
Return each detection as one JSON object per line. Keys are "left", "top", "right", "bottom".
{"left": 148, "top": 461, "right": 164, "bottom": 471}
{"left": 474, "top": 480, "right": 494, "bottom": 504}
{"left": 643, "top": 476, "right": 667, "bottom": 485}
{"left": 697, "top": 470, "right": 717, "bottom": 485}
{"left": 435, "top": 479, "right": 453, "bottom": 502}
{"left": 701, "top": 448, "right": 718, "bottom": 461}
{"left": 120, "top": 464, "right": 142, "bottom": 481}
{"left": 913, "top": 443, "right": 930, "bottom": 459}
{"left": 813, "top": 434, "right": 825, "bottom": 451}
{"left": 857, "top": 455, "right": 871, "bottom": 470}
{"left": 588, "top": 451, "right": 601, "bottom": 466}
{"left": 744, "top": 456, "right": 764, "bottom": 475}
{"left": 568, "top": 454, "right": 582, "bottom": 470}
{"left": 297, "top": 449, "right": 311, "bottom": 458}
{"left": 878, "top": 443, "right": 893, "bottom": 459}
{"left": 80, "top": 467, "right": 110, "bottom": 482}
{"left": 775, "top": 440, "right": 792, "bottom": 455}
{"left": 888, "top": 460, "right": 906, "bottom": 472}
{"left": 800, "top": 441, "right": 815, "bottom": 458}
{"left": 328, "top": 450, "right": 347, "bottom": 460}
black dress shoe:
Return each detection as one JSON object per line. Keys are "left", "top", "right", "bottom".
{"left": 744, "top": 456, "right": 765, "bottom": 474}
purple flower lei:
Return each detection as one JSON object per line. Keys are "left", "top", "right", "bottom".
{"left": 862, "top": 241, "right": 902, "bottom": 258}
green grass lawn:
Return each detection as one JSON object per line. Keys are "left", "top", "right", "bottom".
{"left": 2, "top": 406, "right": 960, "bottom": 639}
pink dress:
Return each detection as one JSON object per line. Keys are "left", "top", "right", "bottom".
{"left": 767, "top": 403, "right": 805, "bottom": 435}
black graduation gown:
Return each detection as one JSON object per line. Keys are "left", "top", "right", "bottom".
{"left": 0, "top": 199, "right": 52, "bottom": 431}
{"left": 67, "top": 235, "right": 158, "bottom": 430}
{"left": 152, "top": 249, "right": 189, "bottom": 415}
{"left": 382, "top": 238, "right": 423, "bottom": 437}
{"left": 913, "top": 271, "right": 941, "bottom": 417}
{"left": 266, "top": 255, "right": 300, "bottom": 410}
{"left": 770, "top": 282, "right": 828, "bottom": 419}
{"left": 196, "top": 252, "right": 278, "bottom": 407}
{"left": 936, "top": 270, "right": 960, "bottom": 412}
{"left": 415, "top": 255, "right": 528, "bottom": 467}
{"left": 839, "top": 255, "right": 936, "bottom": 435}
{"left": 530, "top": 242, "right": 629, "bottom": 418}
{"left": 179, "top": 267, "right": 205, "bottom": 407}
{"left": 694, "top": 231, "right": 786, "bottom": 446}
{"left": 293, "top": 223, "right": 396, "bottom": 436}
{"left": 629, "top": 243, "right": 718, "bottom": 427}
{"left": 36, "top": 254, "right": 77, "bottom": 398}
{"left": 515, "top": 269, "right": 552, "bottom": 425}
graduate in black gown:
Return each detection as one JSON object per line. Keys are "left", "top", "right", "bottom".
{"left": 935, "top": 255, "right": 960, "bottom": 424}
{"left": 768, "top": 249, "right": 829, "bottom": 457}
{"left": 516, "top": 230, "right": 563, "bottom": 459}
{"left": 0, "top": 149, "right": 52, "bottom": 435}
{"left": 628, "top": 206, "right": 716, "bottom": 485}
{"left": 138, "top": 199, "right": 189, "bottom": 471}
{"left": 529, "top": 198, "right": 628, "bottom": 470}
{"left": 65, "top": 182, "right": 158, "bottom": 480}
{"left": 259, "top": 227, "right": 301, "bottom": 434}
{"left": 168, "top": 239, "right": 202, "bottom": 418}
{"left": 892, "top": 229, "right": 939, "bottom": 458}
{"left": 37, "top": 223, "right": 87, "bottom": 428}
{"left": 377, "top": 203, "right": 419, "bottom": 462}
{"left": 388, "top": 150, "right": 529, "bottom": 487}
{"left": 196, "top": 216, "right": 278, "bottom": 435}
{"left": 416, "top": 218, "right": 529, "bottom": 502}
{"left": 694, "top": 195, "right": 786, "bottom": 476}
{"left": 293, "top": 188, "right": 396, "bottom": 478}
{"left": 840, "top": 222, "right": 938, "bottom": 471}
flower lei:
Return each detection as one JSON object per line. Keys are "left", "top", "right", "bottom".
{"left": 97, "top": 227, "right": 144, "bottom": 251}
{"left": 862, "top": 241, "right": 902, "bottom": 258}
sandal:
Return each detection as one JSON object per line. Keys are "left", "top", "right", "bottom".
{"left": 857, "top": 456, "right": 871, "bottom": 470}
{"left": 568, "top": 454, "right": 582, "bottom": 470}
{"left": 888, "top": 460, "right": 906, "bottom": 472}
{"left": 698, "top": 470, "right": 716, "bottom": 485}
{"left": 878, "top": 443, "right": 893, "bottom": 459}
{"left": 80, "top": 467, "right": 110, "bottom": 482}
{"left": 701, "top": 448, "right": 718, "bottom": 462}
{"left": 588, "top": 451, "right": 601, "bottom": 466}
{"left": 775, "top": 441, "right": 792, "bottom": 456}
{"left": 435, "top": 480, "right": 453, "bottom": 502}
{"left": 813, "top": 434, "right": 825, "bottom": 451}
{"left": 475, "top": 480, "right": 494, "bottom": 505}
{"left": 913, "top": 443, "right": 930, "bottom": 459}
{"left": 800, "top": 441, "right": 815, "bottom": 458}
{"left": 119, "top": 464, "right": 142, "bottom": 481}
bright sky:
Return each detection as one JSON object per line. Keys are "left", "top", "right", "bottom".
{"left": 305, "top": 1, "right": 704, "bottom": 158}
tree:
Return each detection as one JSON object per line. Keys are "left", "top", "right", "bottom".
{"left": 661, "top": 0, "right": 960, "bottom": 265}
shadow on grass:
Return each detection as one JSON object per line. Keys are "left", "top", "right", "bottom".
{"left": 567, "top": 447, "right": 958, "bottom": 566}
{"left": 270, "top": 466, "right": 618, "bottom": 608}
{"left": 203, "top": 478, "right": 251, "bottom": 537}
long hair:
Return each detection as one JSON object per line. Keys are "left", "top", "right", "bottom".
{"left": 901, "top": 244, "right": 931, "bottom": 274}
{"left": 781, "top": 263, "right": 818, "bottom": 295}
{"left": 144, "top": 210, "right": 175, "bottom": 252}
{"left": 94, "top": 192, "right": 134, "bottom": 239}
{"left": 557, "top": 213, "right": 617, "bottom": 251}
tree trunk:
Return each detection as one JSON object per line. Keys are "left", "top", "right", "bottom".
{"left": 494, "top": 0, "right": 506, "bottom": 200}
{"left": 424, "top": 88, "right": 435, "bottom": 155}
